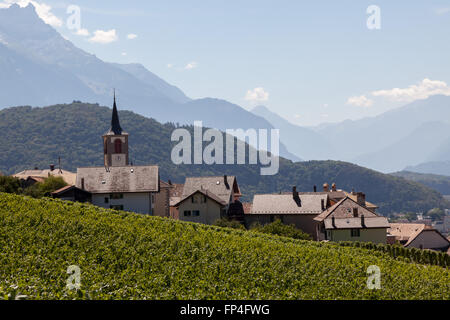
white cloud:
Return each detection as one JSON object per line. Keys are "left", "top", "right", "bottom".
{"left": 184, "top": 61, "right": 198, "bottom": 70}
{"left": 167, "top": 63, "right": 173, "bottom": 68}
{"left": 347, "top": 95, "right": 374, "bottom": 108}
{"left": 245, "top": 87, "right": 270, "bottom": 104}
{"left": 0, "top": 1, "right": 62, "bottom": 27}
{"left": 75, "top": 28, "right": 89, "bottom": 36}
{"left": 435, "top": 7, "right": 450, "bottom": 15}
{"left": 371, "top": 78, "right": 450, "bottom": 102}
{"left": 294, "top": 114, "right": 301, "bottom": 119}
{"left": 89, "top": 29, "right": 118, "bottom": 44}
{"left": 127, "top": 33, "right": 137, "bottom": 40}
{"left": 121, "top": 52, "right": 127, "bottom": 56}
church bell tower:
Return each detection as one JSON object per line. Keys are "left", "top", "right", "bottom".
{"left": 103, "top": 91, "right": 129, "bottom": 167}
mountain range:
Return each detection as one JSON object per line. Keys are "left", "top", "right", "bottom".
{"left": 0, "top": 3, "right": 298, "bottom": 162}
{"left": 1, "top": 3, "right": 449, "bottom": 177}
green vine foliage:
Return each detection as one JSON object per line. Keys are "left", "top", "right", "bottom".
{"left": 0, "top": 192, "right": 449, "bottom": 300}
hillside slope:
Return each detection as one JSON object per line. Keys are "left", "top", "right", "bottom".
{"left": 0, "top": 103, "right": 448, "bottom": 214}
{"left": 0, "top": 193, "right": 449, "bottom": 300}
{"left": 391, "top": 171, "right": 450, "bottom": 196}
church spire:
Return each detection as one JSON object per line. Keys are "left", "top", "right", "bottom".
{"left": 110, "top": 89, "right": 123, "bottom": 135}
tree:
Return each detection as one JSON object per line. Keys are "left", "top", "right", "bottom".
{"left": 427, "top": 208, "right": 445, "bottom": 221}
{"left": 0, "top": 176, "right": 22, "bottom": 194}
{"left": 404, "top": 212, "right": 417, "bottom": 222}
{"left": 23, "top": 176, "right": 67, "bottom": 198}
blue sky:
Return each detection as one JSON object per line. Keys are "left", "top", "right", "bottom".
{"left": 3, "top": 0, "right": 450, "bottom": 126}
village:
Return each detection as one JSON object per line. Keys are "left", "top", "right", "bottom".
{"left": 8, "top": 97, "right": 450, "bottom": 254}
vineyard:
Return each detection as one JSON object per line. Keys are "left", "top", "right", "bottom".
{"left": 0, "top": 192, "right": 449, "bottom": 300}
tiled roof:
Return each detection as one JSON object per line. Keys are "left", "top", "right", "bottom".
{"left": 76, "top": 166, "right": 159, "bottom": 193}
{"left": 51, "top": 185, "right": 91, "bottom": 196}
{"left": 242, "top": 202, "right": 253, "bottom": 214}
{"left": 324, "top": 217, "right": 390, "bottom": 229}
{"left": 182, "top": 176, "right": 237, "bottom": 204}
{"left": 13, "top": 169, "right": 77, "bottom": 185}
{"left": 248, "top": 193, "right": 328, "bottom": 214}
{"left": 386, "top": 223, "right": 450, "bottom": 247}
{"left": 314, "top": 197, "right": 379, "bottom": 222}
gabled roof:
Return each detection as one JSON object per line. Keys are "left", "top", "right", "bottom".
{"left": 182, "top": 176, "right": 238, "bottom": 204}
{"left": 388, "top": 223, "right": 450, "bottom": 247}
{"left": 173, "top": 189, "right": 227, "bottom": 207}
{"left": 314, "top": 197, "right": 379, "bottom": 222}
{"left": 248, "top": 193, "right": 328, "bottom": 215}
{"left": 76, "top": 165, "right": 159, "bottom": 193}
{"left": 314, "top": 196, "right": 388, "bottom": 229}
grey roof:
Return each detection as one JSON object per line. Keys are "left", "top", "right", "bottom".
{"left": 173, "top": 189, "right": 227, "bottom": 207}
{"left": 76, "top": 166, "right": 159, "bottom": 193}
{"left": 324, "top": 217, "right": 390, "bottom": 229}
{"left": 182, "top": 176, "right": 237, "bottom": 204}
{"left": 248, "top": 193, "right": 328, "bottom": 215}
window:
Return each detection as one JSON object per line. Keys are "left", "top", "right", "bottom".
{"left": 184, "top": 210, "right": 191, "bottom": 217}
{"left": 192, "top": 196, "right": 198, "bottom": 203}
{"left": 351, "top": 229, "right": 360, "bottom": 237}
{"left": 110, "top": 193, "right": 123, "bottom": 199}
{"left": 110, "top": 205, "right": 124, "bottom": 211}
{"left": 192, "top": 210, "right": 200, "bottom": 217}
{"left": 114, "top": 139, "right": 122, "bottom": 153}
{"left": 104, "top": 197, "right": 109, "bottom": 204}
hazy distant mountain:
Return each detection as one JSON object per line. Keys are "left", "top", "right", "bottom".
{"left": 109, "top": 62, "right": 190, "bottom": 104}
{"left": 251, "top": 105, "right": 334, "bottom": 160}
{"left": 405, "top": 161, "right": 450, "bottom": 177}
{"left": 354, "top": 121, "right": 450, "bottom": 173}
{"left": 315, "top": 95, "right": 450, "bottom": 162}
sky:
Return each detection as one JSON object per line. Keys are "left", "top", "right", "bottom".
{"left": 2, "top": 0, "right": 450, "bottom": 126}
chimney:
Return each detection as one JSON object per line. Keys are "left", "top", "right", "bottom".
{"left": 224, "top": 175, "right": 230, "bottom": 189}
{"left": 356, "top": 192, "right": 366, "bottom": 206}
{"left": 81, "top": 178, "right": 85, "bottom": 190}
{"left": 313, "top": 185, "right": 317, "bottom": 192}
{"left": 49, "top": 164, "right": 55, "bottom": 171}
{"left": 331, "top": 216, "right": 336, "bottom": 228}
{"left": 323, "top": 183, "right": 329, "bottom": 192}
{"left": 321, "top": 199, "right": 325, "bottom": 211}
{"left": 292, "top": 186, "right": 301, "bottom": 207}
{"left": 361, "top": 214, "right": 366, "bottom": 228}
{"left": 331, "top": 183, "right": 337, "bottom": 192}
{"left": 168, "top": 179, "right": 172, "bottom": 185}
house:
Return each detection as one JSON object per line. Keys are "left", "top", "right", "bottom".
{"left": 73, "top": 93, "right": 164, "bottom": 215}
{"left": 153, "top": 180, "right": 173, "bottom": 218}
{"left": 51, "top": 185, "right": 92, "bottom": 203}
{"left": 245, "top": 187, "right": 329, "bottom": 239}
{"left": 388, "top": 223, "right": 450, "bottom": 252}
{"left": 13, "top": 164, "right": 76, "bottom": 186}
{"left": 168, "top": 182, "right": 184, "bottom": 219}
{"left": 314, "top": 197, "right": 389, "bottom": 244}
{"left": 174, "top": 175, "right": 243, "bottom": 225}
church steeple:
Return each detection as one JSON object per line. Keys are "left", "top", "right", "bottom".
{"left": 102, "top": 90, "right": 129, "bottom": 167}
{"left": 109, "top": 90, "right": 123, "bottom": 135}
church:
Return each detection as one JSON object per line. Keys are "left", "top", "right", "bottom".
{"left": 68, "top": 93, "right": 166, "bottom": 215}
